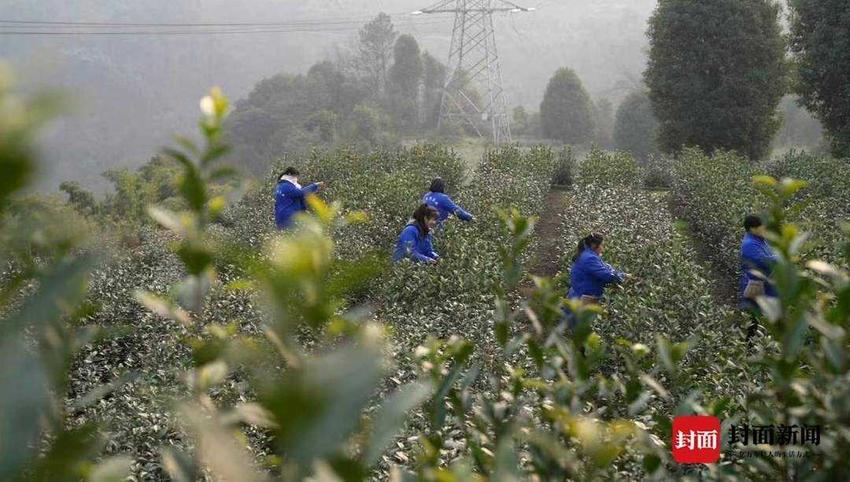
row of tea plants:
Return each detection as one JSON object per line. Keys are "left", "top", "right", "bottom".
{"left": 763, "top": 150, "right": 850, "bottom": 264}
{"left": 558, "top": 149, "right": 748, "bottom": 476}
{"left": 670, "top": 148, "right": 850, "bottom": 284}
{"left": 368, "top": 145, "right": 559, "bottom": 473}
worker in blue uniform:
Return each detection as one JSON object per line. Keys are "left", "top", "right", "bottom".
{"left": 393, "top": 204, "right": 440, "bottom": 264}
{"left": 565, "top": 233, "right": 627, "bottom": 329}
{"left": 739, "top": 214, "right": 778, "bottom": 344}
{"left": 274, "top": 167, "right": 324, "bottom": 230}
{"left": 422, "top": 177, "right": 473, "bottom": 227}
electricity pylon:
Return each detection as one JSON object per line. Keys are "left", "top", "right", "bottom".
{"left": 414, "top": 1, "right": 534, "bottom": 144}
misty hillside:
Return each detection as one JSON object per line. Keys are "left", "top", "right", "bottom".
{"left": 1, "top": 0, "right": 655, "bottom": 191}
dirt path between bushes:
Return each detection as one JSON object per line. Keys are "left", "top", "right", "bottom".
{"left": 520, "top": 187, "right": 738, "bottom": 306}
{"left": 666, "top": 196, "right": 740, "bottom": 307}
{"left": 519, "top": 187, "right": 570, "bottom": 296}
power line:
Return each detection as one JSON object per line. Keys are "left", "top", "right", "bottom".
{"left": 0, "top": 17, "right": 401, "bottom": 28}
{"left": 0, "top": 27, "right": 442, "bottom": 36}
{"left": 0, "top": 11, "right": 446, "bottom": 35}
{"left": 0, "top": 20, "right": 443, "bottom": 36}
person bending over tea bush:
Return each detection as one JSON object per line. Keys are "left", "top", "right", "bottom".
{"left": 422, "top": 176, "right": 474, "bottom": 227}
{"left": 740, "top": 214, "right": 778, "bottom": 342}
{"left": 393, "top": 203, "right": 440, "bottom": 263}
{"left": 274, "top": 166, "right": 325, "bottom": 229}
{"left": 566, "top": 232, "right": 627, "bottom": 328}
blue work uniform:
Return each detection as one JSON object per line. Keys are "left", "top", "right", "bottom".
{"left": 565, "top": 248, "right": 625, "bottom": 329}
{"left": 274, "top": 180, "right": 320, "bottom": 229}
{"left": 393, "top": 223, "right": 439, "bottom": 263}
{"left": 739, "top": 232, "right": 778, "bottom": 310}
{"left": 568, "top": 248, "right": 626, "bottom": 299}
{"left": 422, "top": 191, "right": 473, "bottom": 224}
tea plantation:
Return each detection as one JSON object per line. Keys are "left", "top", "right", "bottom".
{"left": 3, "top": 89, "right": 850, "bottom": 481}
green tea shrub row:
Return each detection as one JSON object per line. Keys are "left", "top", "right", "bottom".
{"left": 643, "top": 154, "right": 674, "bottom": 190}
{"left": 672, "top": 148, "right": 850, "bottom": 283}
{"left": 552, "top": 145, "right": 576, "bottom": 186}
{"left": 577, "top": 147, "right": 642, "bottom": 188}
{"left": 221, "top": 145, "right": 467, "bottom": 259}
{"left": 557, "top": 152, "right": 747, "bottom": 472}
{"left": 380, "top": 145, "right": 557, "bottom": 353}
{"left": 559, "top": 182, "right": 746, "bottom": 407}
{"left": 670, "top": 148, "right": 761, "bottom": 280}
{"left": 763, "top": 150, "right": 850, "bottom": 264}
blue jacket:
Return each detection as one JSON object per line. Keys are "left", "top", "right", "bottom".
{"left": 275, "top": 180, "right": 320, "bottom": 229}
{"left": 393, "top": 223, "right": 439, "bottom": 263}
{"left": 423, "top": 191, "right": 473, "bottom": 223}
{"left": 740, "top": 232, "right": 778, "bottom": 299}
{"left": 567, "top": 248, "right": 625, "bottom": 299}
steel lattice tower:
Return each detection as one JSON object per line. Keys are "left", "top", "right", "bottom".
{"left": 414, "top": 1, "right": 533, "bottom": 144}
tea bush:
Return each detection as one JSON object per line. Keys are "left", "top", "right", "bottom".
{"left": 578, "top": 146, "right": 642, "bottom": 188}
{"left": 557, "top": 151, "right": 748, "bottom": 476}
{"left": 672, "top": 148, "right": 850, "bottom": 283}
{"left": 671, "top": 148, "right": 762, "bottom": 280}
{"left": 0, "top": 67, "right": 137, "bottom": 481}
{"left": 642, "top": 154, "right": 674, "bottom": 190}
{"left": 0, "top": 194, "right": 100, "bottom": 261}
{"left": 552, "top": 145, "right": 576, "bottom": 186}
{"left": 763, "top": 150, "right": 850, "bottom": 264}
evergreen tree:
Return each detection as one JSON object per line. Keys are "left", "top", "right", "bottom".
{"left": 644, "top": 0, "right": 787, "bottom": 160}
{"left": 613, "top": 90, "right": 659, "bottom": 162}
{"left": 593, "top": 98, "right": 614, "bottom": 148}
{"left": 356, "top": 13, "right": 397, "bottom": 97}
{"left": 788, "top": 0, "right": 850, "bottom": 157}
{"left": 421, "top": 51, "right": 447, "bottom": 129}
{"left": 388, "top": 35, "right": 423, "bottom": 132}
{"left": 388, "top": 35, "right": 423, "bottom": 97}
{"left": 512, "top": 106, "right": 529, "bottom": 136}
{"left": 540, "top": 68, "right": 595, "bottom": 145}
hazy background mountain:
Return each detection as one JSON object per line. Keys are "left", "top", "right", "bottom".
{"left": 1, "top": 0, "right": 664, "bottom": 190}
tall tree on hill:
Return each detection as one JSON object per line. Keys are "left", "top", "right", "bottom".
{"left": 644, "top": 0, "right": 787, "bottom": 160}
{"left": 788, "top": 0, "right": 850, "bottom": 158}
{"left": 357, "top": 13, "right": 397, "bottom": 97}
{"left": 540, "top": 68, "right": 595, "bottom": 145}
{"left": 593, "top": 98, "right": 615, "bottom": 148}
{"left": 388, "top": 34, "right": 424, "bottom": 132}
{"left": 614, "top": 90, "right": 659, "bottom": 162}
{"left": 512, "top": 106, "right": 530, "bottom": 135}
{"left": 389, "top": 35, "right": 423, "bottom": 97}
{"left": 421, "top": 51, "right": 446, "bottom": 129}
